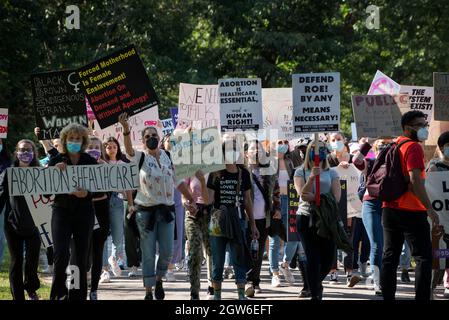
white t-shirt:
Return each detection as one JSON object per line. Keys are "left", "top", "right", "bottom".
{"left": 278, "top": 169, "right": 289, "bottom": 195}
{"left": 252, "top": 169, "right": 266, "bottom": 220}
{"left": 128, "top": 149, "right": 182, "bottom": 207}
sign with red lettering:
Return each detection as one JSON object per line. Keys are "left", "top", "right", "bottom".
{"left": 0, "top": 108, "right": 8, "bottom": 138}
{"left": 78, "top": 45, "right": 159, "bottom": 129}
{"left": 367, "top": 70, "right": 401, "bottom": 95}
{"left": 287, "top": 180, "right": 300, "bottom": 242}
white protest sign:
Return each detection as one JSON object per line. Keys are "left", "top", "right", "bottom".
{"left": 292, "top": 72, "right": 340, "bottom": 133}
{"left": 425, "top": 171, "right": 449, "bottom": 269}
{"left": 218, "top": 78, "right": 263, "bottom": 132}
{"left": 8, "top": 163, "right": 139, "bottom": 196}
{"left": 334, "top": 164, "right": 362, "bottom": 218}
{"left": 170, "top": 127, "right": 225, "bottom": 179}
{"left": 178, "top": 83, "right": 220, "bottom": 130}
{"left": 367, "top": 70, "right": 401, "bottom": 95}
{"left": 352, "top": 94, "right": 409, "bottom": 138}
{"left": 399, "top": 85, "right": 433, "bottom": 122}
{"left": 161, "top": 118, "right": 174, "bottom": 136}
{"left": 433, "top": 72, "right": 449, "bottom": 121}
{"left": 93, "top": 105, "right": 161, "bottom": 149}
{"left": 0, "top": 108, "right": 8, "bottom": 138}
{"left": 351, "top": 122, "right": 358, "bottom": 142}
{"left": 262, "top": 88, "right": 297, "bottom": 140}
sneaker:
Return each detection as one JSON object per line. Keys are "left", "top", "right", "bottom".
{"left": 401, "top": 269, "right": 411, "bottom": 283}
{"left": 89, "top": 291, "right": 98, "bottom": 300}
{"left": 328, "top": 271, "right": 338, "bottom": 284}
{"left": 99, "top": 270, "right": 111, "bottom": 283}
{"left": 108, "top": 256, "right": 122, "bottom": 277}
{"left": 165, "top": 270, "right": 176, "bottom": 282}
{"left": 444, "top": 288, "right": 449, "bottom": 298}
{"left": 254, "top": 285, "right": 262, "bottom": 294}
{"left": 245, "top": 284, "right": 255, "bottom": 298}
{"left": 175, "top": 260, "right": 184, "bottom": 271}
{"left": 271, "top": 275, "right": 281, "bottom": 287}
{"left": 299, "top": 289, "right": 311, "bottom": 298}
{"left": 128, "top": 266, "right": 138, "bottom": 278}
{"left": 155, "top": 280, "right": 165, "bottom": 300}
{"left": 223, "top": 266, "right": 235, "bottom": 279}
{"left": 144, "top": 292, "right": 153, "bottom": 300}
{"left": 374, "top": 284, "right": 382, "bottom": 296}
{"left": 28, "top": 292, "right": 39, "bottom": 300}
{"left": 360, "top": 263, "right": 368, "bottom": 278}
{"left": 347, "top": 274, "right": 361, "bottom": 288}
{"left": 206, "top": 286, "right": 214, "bottom": 300}
{"left": 280, "top": 264, "right": 295, "bottom": 285}
{"left": 118, "top": 259, "right": 126, "bottom": 271}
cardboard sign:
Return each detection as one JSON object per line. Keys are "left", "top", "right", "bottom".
{"left": 334, "top": 165, "right": 362, "bottom": 218}
{"left": 399, "top": 85, "right": 434, "bottom": 121}
{"left": 351, "top": 122, "right": 358, "bottom": 142}
{"left": 170, "top": 107, "right": 178, "bottom": 128}
{"left": 161, "top": 118, "right": 174, "bottom": 136}
{"left": 0, "top": 108, "right": 8, "bottom": 138}
{"left": 31, "top": 70, "right": 88, "bottom": 139}
{"left": 367, "top": 70, "right": 401, "bottom": 95}
{"left": 218, "top": 78, "right": 263, "bottom": 132}
{"left": 79, "top": 45, "right": 159, "bottom": 129}
{"left": 292, "top": 72, "right": 340, "bottom": 133}
{"left": 433, "top": 72, "right": 449, "bottom": 121}
{"left": 425, "top": 172, "right": 449, "bottom": 269}
{"left": 178, "top": 83, "right": 220, "bottom": 130}
{"left": 262, "top": 88, "right": 296, "bottom": 140}
{"left": 287, "top": 180, "right": 300, "bottom": 241}
{"left": 169, "top": 127, "right": 225, "bottom": 179}
{"left": 8, "top": 163, "right": 139, "bottom": 196}
{"left": 93, "top": 105, "right": 160, "bottom": 149}
{"left": 352, "top": 94, "right": 410, "bottom": 138}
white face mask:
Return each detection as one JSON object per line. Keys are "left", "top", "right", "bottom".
{"left": 417, "top": 127, "right": 429, "bottom": 142}
{"left": 331, "top": 140, "right": 345, "bottom": 152}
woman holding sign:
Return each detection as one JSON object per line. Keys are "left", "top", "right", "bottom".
{"left": 3, "top": 139, "right": 41, "bottom": 300}
{"left": 294, "top": 140, "right": 341, "bottom": 300}
{"left": 118, "top": 112, "right": 197, "bottom": 300}
{"left": 47, "top": 124, "right": 97, "bottom": 300}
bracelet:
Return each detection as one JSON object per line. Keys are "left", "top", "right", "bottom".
{"left": 123, "top": 131, "right": 131, "bottom": 136}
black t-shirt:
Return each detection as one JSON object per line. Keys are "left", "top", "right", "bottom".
{"left": 207, "top": 167, "right": 251, "bottom": 212}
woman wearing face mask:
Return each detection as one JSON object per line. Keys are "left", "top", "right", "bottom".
{"left": 0, "top": 139, "right": 11, "bottom": 268}
{"left": 3, "top": 140, "right": 41, "bottom": 300}
{"left": 47, "top": 124, "right": 97, "bottom": 300}
{"left": 427, "top": 131, "right": 449, "bottom": 299}
{"left": 118, "top": 113, "right": 197, "bottom": 300}
{"left": 294, "top": 141, "right": 341, "bottom": 300}
{"left": 352, "top": 137, "right": 392, "bottom": 295}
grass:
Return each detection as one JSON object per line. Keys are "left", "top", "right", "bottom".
{"left": 0, "top": 247, "right": 51, "bottom": 300}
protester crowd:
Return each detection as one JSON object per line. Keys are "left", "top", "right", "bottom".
{"left": 0, "top": 110, "right": 448, "bottom": 301}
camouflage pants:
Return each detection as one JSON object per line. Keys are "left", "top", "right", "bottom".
{"left": 185, "top": 212, "right": 212, "bottom": 296}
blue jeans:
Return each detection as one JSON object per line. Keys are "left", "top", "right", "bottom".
{"left": 109, "top": 193, "right": 125, "bottom": 262}
{"left": 210, "top": 219, "right": 247, "bottom": 284}
{"left": 400, "top": 240, "right": 411, "bottom": 269}
{"left": 171, "top": 189, "right": 185, "bottom": 264}
{"left": 362, "top": 199, "right": 384, "bottom": 270}
{"left": 0, "top": 211, "right": 5, "bottom": 266}
{"left": 136, "top": 208, "right": 175, "bottom": 288}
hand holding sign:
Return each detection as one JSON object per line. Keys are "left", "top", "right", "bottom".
{"left": 70, "top": 187, "right": 88, "bottom": 198}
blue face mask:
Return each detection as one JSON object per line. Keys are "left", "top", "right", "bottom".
{"left": 277, "top": 145, "right": 288, "bottom": 154}
{"left": 67, "top": 141, "right": 82, "bottom": 154}
{"left": 330, "top": 140, "right": 345, "bottom": 152}
{"left": 309, "top": 147, "right": 328, "bottom": 162}
{"left": 0, "top": 144, "right": 3, "bottom": 153}
{"left": 444, "top": 147, "right": 449, "bottom": 158}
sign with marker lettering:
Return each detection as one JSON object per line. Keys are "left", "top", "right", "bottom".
{"left": 218, "top": 78, "right": 263, "bottom": 132}
{"left": 352, "top": 94, "right": 410, "bottom": 138}
{"left": 178, "top": 83, "right": 220, "bottom": 130}
{"left": 287, "top": 180, "right": 300, "bottom": 242}
{"left": 367, "top": 70, "right": 401, "bottom": 95}
{"left": 399, "top": 85, "right": 434, "bottom": 121}
{"left": 434, "top": 72, "right": 449, "bottom": 121}
{"left": 78, "top": 45, "right": 159, "bottom": 129}
{"left": 262, "top": 88, "right": 296, "bottom": 140}
{"left": 8, "top": 163, "right": 139, "bottom": 196}
{"left": 0, "top": 108, "right": 8, "bottom": 138}
{"left": 31, "top": 70, "right": 88, "bottom": 140}
{"left": 292, "top": 72, "right": 340, "bottom": 133}
{"left": 161, "top": 118, "right": 174, "bottom": 136}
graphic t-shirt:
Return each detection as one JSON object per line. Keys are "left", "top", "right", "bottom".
{"left": 207, "top": 168, "right": 251, "bottom": 214}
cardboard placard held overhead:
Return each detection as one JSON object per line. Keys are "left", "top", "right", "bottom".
{"left": 218, "top": 78, "right": 263, "bottom": 132}
{"left": 367, "top": 70, "right": 401, "bottom": 95}
{"left": 0, "top": 108, "right": 8, "bottom": 138}
{"left": 178, "top": 83, "right": 220, "bottom": 130}
{"left": 78, "top": 45, "right": 159, "bottom": 129}
{"left": 433, "top": 72, "right": 449, "bottom": 121}
{"left": 399, "top": 85, "right": 434, "bottom": 121}
{"left": 292, "top": 72, "right": 340, "bottom": 133}
{"left": 31, "top": 70, "right": 88, "bottom": 139}
{"left": 161, "top": 118, "right": 174, "bottom": 136}
{"left": 352, "top": 94, "right": 410, "bottom": 138}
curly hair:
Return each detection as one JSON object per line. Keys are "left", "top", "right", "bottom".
{"left": 60, "top": 123, "right": 90, "bottom": 154}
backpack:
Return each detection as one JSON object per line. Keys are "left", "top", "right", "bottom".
{"left": 366, "top": 139, "right": 414, "bottom": 202}
{"left": 357, "top": 159, "right": 374, "bottom": 201}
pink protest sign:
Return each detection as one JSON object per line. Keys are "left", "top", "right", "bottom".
{"left": 85, "top": 97, "right": 96, "bottom": 120}
{"left": 367, "top": 70, "right": 401, "bottom": 95}
{"left": 0, "top": 108, "right": 8, "bottom": 138}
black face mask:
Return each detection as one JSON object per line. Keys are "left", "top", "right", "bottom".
{"left": 146, "top": 136, "right": 159, "bottom": 150}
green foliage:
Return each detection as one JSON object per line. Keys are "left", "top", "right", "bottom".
{"left": 2, "top": 0, "right": 449, "bottom": 150}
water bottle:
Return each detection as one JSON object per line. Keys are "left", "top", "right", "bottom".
{"left": 251, "top": 239, "right": 259, "bottom": 260}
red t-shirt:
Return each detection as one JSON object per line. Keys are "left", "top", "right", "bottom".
{"left": 383, "top": 136, "right": 426, "bottom": 212}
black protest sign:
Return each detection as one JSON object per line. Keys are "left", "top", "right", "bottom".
{"left": 287, "top": 180, "right": 300, "bottom": 242}
{"left": 78, "top": 45, "right": 159, "bottom": 129}
{"left": 338, "top": 180, "right": 348, "bottom": 227}
{"left": 31, "top": 70, "right": 87, "bottom": 139}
